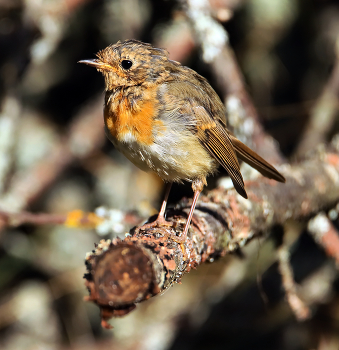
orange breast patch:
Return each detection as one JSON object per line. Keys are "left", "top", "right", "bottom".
{"left": 104, "top": 88, "right": 160, "bottom": 146}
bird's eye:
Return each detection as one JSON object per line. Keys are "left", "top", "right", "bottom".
{"left": 121, "top": 60, "right": 133, "bottom": 70}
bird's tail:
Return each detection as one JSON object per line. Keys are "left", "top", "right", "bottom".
{"left": 229, "top": 135, "right": 286, "bottom": 183}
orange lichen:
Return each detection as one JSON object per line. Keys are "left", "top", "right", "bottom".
{"left": 64, "top": 210, "right": 103, "bottom": 229}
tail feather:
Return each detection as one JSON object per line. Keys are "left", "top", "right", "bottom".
{"left": 230, "top": 135, "right": 286, "bottom": 183}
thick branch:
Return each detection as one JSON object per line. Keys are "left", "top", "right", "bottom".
{"left": 84, "top": 145, "right": 339, "bottom": 328}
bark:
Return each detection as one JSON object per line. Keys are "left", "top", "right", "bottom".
{"left": 84, "top": 145, "right": 339, "bottom": 328}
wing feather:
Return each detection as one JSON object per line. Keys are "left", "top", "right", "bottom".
{"left": 191, "top": 103, "right": 247, "bottom": 198}
{"left": 162, "top": 77, "right": 283, "bottom": 198}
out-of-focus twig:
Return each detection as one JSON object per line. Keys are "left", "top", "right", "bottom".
{"left": 295, "top": 39, "right": 339, "bottom": 157}
{"left": 156, "top": 0, "right": 244, "bottom": 62}
{"left": 84, "top": 142, "right": 339, "bottom": 328}
{"left": 277, "top": 245, "right": 311, "bottom": 321}
{"left": 298, "top": 263, "right": 337, "bottom": 306}
{"left": 208, "top": 0, "right": 245, "bottom": 22}
{"left": 182, "top": 0, "right": 284, "bottom": 163}
{"left": 308, "top": 212, "right": 339, "bottom": 267}
{"left": 317, "top": 333, "right": 339, "bottom": 350}
{"left": 0, "top": 210, "right": 66, "bottom": 228}
{"left": 0, "top": 209, "right": 104, "bottom": 231}
{"left": 0, "top": 207, "right": 142, "bottom": 237}
{"left": 276, "top": 220, "right": 312, "bottom": 321}
{"left": 155, "top": 16, "right": 196, "bottom": 63}
{"left": 0, "top": 96, "right": 20, "bottom": 195}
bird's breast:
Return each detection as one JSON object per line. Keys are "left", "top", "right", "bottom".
{"left": 104, "top": 85, "right": 163, "bottom": 146}
{"left": 103, "top": 84, "right": 218, "bottom": 182}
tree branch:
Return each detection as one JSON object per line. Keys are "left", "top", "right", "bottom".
{"left": 84, "top": 142, "right": 339, "bottom": 328}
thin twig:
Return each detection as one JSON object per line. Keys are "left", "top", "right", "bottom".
{"left": 0, "top": 96, "right": 20, "bottom": 195}
{"left": 277, "top": 244, "right": 311, "bottom": 321}
{"left": 0, "top": 210, "right": 66, "bottom": 227}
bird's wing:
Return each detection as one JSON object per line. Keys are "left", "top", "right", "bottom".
{"left": 191, "top": 103, "right": 248, "bottom": 198}
{"left": 163, "top": 80, "right": 247, "bottom": 198}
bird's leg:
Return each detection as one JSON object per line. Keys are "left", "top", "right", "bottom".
{"left": 162, "top": 178, "right": 205, "bottom": 243}
{"left": 157, "top": 182, "right": 172, "bottom": 224}
{"left": 159, "top": 178, "right": 205, "bottom": 261}
{"left": 135, "top": 182, "right": 173, "bottom": 232}
{"left": 181, "top": 178, "right": 205, "bottom": 240}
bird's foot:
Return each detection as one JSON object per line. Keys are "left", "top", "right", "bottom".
{"left": 134, "top": 215, "right": 173, "bottom": 234}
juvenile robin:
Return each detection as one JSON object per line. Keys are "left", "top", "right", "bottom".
{"left": 79, "top": 39, "right": 285, "bottom": 243}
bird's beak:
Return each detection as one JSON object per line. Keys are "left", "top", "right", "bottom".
{"left": 78, "top": 59, "right": 111, "bottom": 70}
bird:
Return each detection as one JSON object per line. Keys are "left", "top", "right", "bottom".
{"left": 79, "top": 39, "right": 285, "bottom": 244}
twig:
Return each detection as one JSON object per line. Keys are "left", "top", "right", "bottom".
{"left": 0, "top": 209, "right": 105, "bottom": 230}
{"left": 155, "top": 18, "right": 196, "bottom": 63}
{"left": 277, "top": 244, "right": 311, "bottom": 321}
{"left": 308, "top": 212, "right": 339, "bottom": 267}
{"left": 0, "top": 210, "right": 66, "bottom": 227}
{"left": 317, "top": 333, "right": 339, "bottom": 350}
{"left": 0, "top": 96, "right": 20, "bottom": 195}
{"left": 0, "top": 207, "right": 141, "bottom": 238}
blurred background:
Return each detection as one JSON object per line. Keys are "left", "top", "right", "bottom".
{"left": 0, "top": 0, "right": 339, "bottom": 349}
